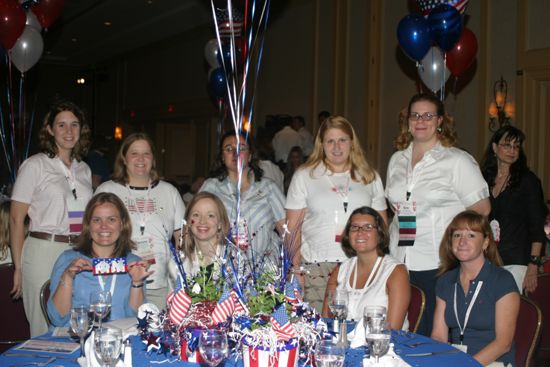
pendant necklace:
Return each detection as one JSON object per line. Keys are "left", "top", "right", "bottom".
{"left": 326, "top": 174, "right": 350, "bottom": 213}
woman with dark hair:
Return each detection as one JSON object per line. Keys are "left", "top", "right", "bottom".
{"left": 385, "top": 93, "right": 490, "bottom": 335}
{"left": 321, "top": 207, "right": 409, "bottom": 329}
{"left": 199, "top": 130, "right": 285, "bottom": 268}
{"left": 47, "top": 193, "right": 151, "bottom": 327}
{"left": 96, "top": 133, "right": 185, "bottom": 309}
{"left": 432, "top": 210, "right": 519, "bottom": 367}
{"left": 10, "top": 99, "right": 93, "bottom": 336}
{"left": 481, "top": 125, "right": 546, "bottom": 293}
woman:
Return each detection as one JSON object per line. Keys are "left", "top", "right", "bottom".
{"left": 199, "top": 130, "right": 285, "bottom": 270}
{"left": 286, "top": 116, "right": 387, "bottom": 312}
{"left": 385, "top": 93, "right": 490, "bottom": 336}
{"left": 180, "top": 192, "right": 230, "bottom": 275}
{"left": 48, "top": 193, "right": 151, "bottom": 327}
{"left": 481, "top": 126, "right": 546, "bottom": 293}
{"left": 10, "top": 100, "right": 93, "bottom": 336}
{"left": 321, "top": 207, "right": 409, "bottom": 329}
{"left": 283, "top": 145, "right": 305, "bottom": 194}
{"left": 432, "top": 210, "right": 519, "bottom": 367}
{"left": 96, "top": 133, "right": 185, "bottom": 308}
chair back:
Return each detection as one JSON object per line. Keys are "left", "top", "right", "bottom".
{"left": 525, "top": 272, "right": 550, "bottom": 360}
{"left": 407, "top": 284, "right": 426, "bottom": 333}
{"left": 40, "top": 279, "right": 52, "bottom": 326}
{"left": 0, "top": 263, "right": 30, "bottom": 352}
{"left": 514, "top": 295, "right": 542, "bottom": 367}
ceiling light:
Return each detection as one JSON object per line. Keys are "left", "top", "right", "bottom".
{"left": 104, "top": 21, "right": 112, "bottom": 26}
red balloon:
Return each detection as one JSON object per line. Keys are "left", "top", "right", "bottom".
{"left": 0, "top": 0, "right": 26, "bottom": 49}
{"left": 446, "top": 27, "right": 478, "bottom": 77}
{"left": 31, "top": 0, "right": 65, "bottom": 29}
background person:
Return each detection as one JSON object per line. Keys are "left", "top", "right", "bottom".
{"left": 10, "top": 99, "right": 93, "bottom": 336}
{"left": 385, "top": 93, "right": 490, "bottom": 336}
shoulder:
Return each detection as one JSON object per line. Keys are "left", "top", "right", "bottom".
{"left": 443, "top": 147, "right": 478, "bottom": 164}
{"left": 55, "top": 249, "right": 80, "bottom": 265}
{"left": 19, "top": 153, "right": 49, "bottom": 170}
{"left": 95, "top": 180, "right": 123, "bottom": 193}
{"left": 127, "top": 253, "right": 141, "bottom": 262}
{"left": 521, "top": 170, "right": 542, "bottom": 186}
{"left": 383, "top": 254, "right": 404, "bottom": 267}
{"left": 200, "top": 178, "right": 221, "bottom": 191}
{"left": 437, "top": 267, "right": 458, "bottom": 287}
{"left": 156, "top": 180, "right": 180, "bottom": 194}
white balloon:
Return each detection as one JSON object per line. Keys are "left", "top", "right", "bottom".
{"left": 8, "top": 25, "right": 43, "bottom": 73}
{"left": 204, "top": 38, "right": 220, "bottom": 68}
{"left": 25, "top": 10, "right": 42, "bottom": 32}
{"left": 418, "top": 46, "right": 451, "bottom": 93}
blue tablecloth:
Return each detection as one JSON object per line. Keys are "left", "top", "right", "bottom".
{"left": 0, "top": 330, "right": 482, "bottom": 367}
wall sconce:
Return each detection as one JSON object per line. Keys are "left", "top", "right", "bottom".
{"left": 114, "top": 126, "right": 123, "bottom": 141}
{"left": 488, "top": 76, "right": 513, "bottom": 132}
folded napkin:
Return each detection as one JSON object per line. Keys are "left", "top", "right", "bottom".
{"left": 363, "top": 345, "right": 411, "bottom": 367}
{"left": 103, "top": 318, "right": 138, "bottom": 340}
{"left": 349, "top": 318, "right": 366, "bottom": 348}
{"left": 77, "top": 331, "right": 127, "bottom": 367}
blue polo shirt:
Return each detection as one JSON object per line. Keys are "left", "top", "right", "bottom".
{"left": 435, "top": 259, "right": 518, "bottom": 365}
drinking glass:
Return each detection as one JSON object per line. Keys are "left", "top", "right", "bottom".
{"left": 363, "top": 305, "right": 387, "bottom": 334}
{"left": 314, "top": 340, "right": 346, "bottom": 367}
{"left": 198, "top": 329, "right": 229, "bottom": 367}
{"left": 365, "top": 331, "right": 391, "bottom": 364}
{"left": 328, "top": 290, "right": 348, "bottom": 347}
{"left": 70, "top": 305, "right": 91, "bottom": 357}
{"left": 90, "top": 291, "right": 112, "bottom": 329}
{"left": 94, "top": 326, "right": 123, "bottom": 367}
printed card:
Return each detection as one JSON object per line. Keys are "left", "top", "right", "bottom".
{"left": 93, "top": 257, "right": 128, "bottom": 275}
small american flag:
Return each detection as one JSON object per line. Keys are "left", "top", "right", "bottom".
{"left": 212, "top": 286, "right": 236, "bottom": 325}
{"left": 166, "top": 277, "right": 191, "bottom": 326}
{"left": 232, "top": 290, "right": 249, "bottom": 315}
{"left": 284, "top": 278, "right": 302, "bottom": 304}
{"left": 271, "top": 304, "right": 296, "bottom": 341}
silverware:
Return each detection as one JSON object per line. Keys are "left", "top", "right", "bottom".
{"left": 404, "top": 349, "right": 461, "bottom": 357}
{"left": 3, "top": 353, "right": 70, "bottom": 359}
{"left": 404, "top": 341, "right": 438, "bottom": 348}
{"left": 10, "top": 356, "right": 56, "bottom": 366}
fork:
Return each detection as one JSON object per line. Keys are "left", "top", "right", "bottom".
{"left": 404, "top": 341, "right": 438, "bottom": 348}
{"left": 11, "top": 356, "right": 56, "bottom": 367}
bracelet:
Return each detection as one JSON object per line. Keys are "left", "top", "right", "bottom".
{"left": 529, "top": 255, "right": 542, "bottom": 266}
{"left": 131, "top": 282, "right": 144, "bottom": 288}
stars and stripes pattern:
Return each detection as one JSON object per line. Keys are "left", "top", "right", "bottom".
{"left": 166, "top": 277, "right": 191, "bottom": 326}
{"left": 232, "top": 290, "right": 249, "bottom": 315}
{"left": 270, "top": 304, "right": 296, "bottom": 341}
{"left": 417, "top": 0, "right": 469, "bottom": 16}
{"left": 284, "top": 279, "right": 302, "bottom": 305}
{"left": 212, "top": 286, "right": 236, "bottom": 325}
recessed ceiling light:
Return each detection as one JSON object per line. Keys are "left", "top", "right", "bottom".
{"left": 71, "top": 38, "right": 77, "bottom": 42}
{"left": 104, "top": 21, "right": 112, "bottom": 26}
{"left": 147, "top": 0, "right": 153, "bottom": 4}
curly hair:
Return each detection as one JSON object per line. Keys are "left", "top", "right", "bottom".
{"left": 302, "top": 116, "right": 376, "bottom": 184}
{"left": 38, "top": 100, "right": 91, "bottom": 161}
{"left": 111, "top": 133, "right": 159, "bottom": 185}
{"left": 394, "top": 93, "right": 457, "bottom": 150}
{"left": 481, "top": 125, "right": 527, "bottom": 190}
{"left": 438, "top": 210, "right": 502, "bottom": 276}
{"left": 180, "top": 192, "right": 230, "bottom": 261}
{"left": 340, "top": 206, "right": 389, "bottom": 258}
{"left": 208, "top": 130, "right": 264, "bottom": 182}
{"left": 75, "top": 192, "right": 135, "bottom": 258}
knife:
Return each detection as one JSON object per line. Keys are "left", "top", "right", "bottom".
{"left": 2, "top": 352, "right": 71, "bottom": 359}
{"left": 404, "top": 349, "right": 461, "bottom": 357}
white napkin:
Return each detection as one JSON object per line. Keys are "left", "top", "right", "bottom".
{"left": 103, "top": 318, "right": 138, "bottom": 340}
{"left": 350, "top": 318, "right": 366, "bottom": 348}
{"left": 363, "top": 344, "right": 411, "bottom": 367}
{"left": 77, "top": 331, "right": 126, "bottom": 367}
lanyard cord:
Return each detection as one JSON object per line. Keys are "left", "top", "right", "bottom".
{"left": 57, "top": 158, "right": 77, "bottom": 199}
{"left": 453, "top": 280, "right": 483, "bottom": 343}
{"left": 126, "top": 181, "right": 151, "bottom": 235}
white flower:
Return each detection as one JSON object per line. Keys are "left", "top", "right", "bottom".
{"left": 192, "top": 283, "right": 202, "bottom": 294}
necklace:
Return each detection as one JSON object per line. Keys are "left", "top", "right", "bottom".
{"left": 126, "top": 181, "right": 152, "bottom": 235}
{"left": 326, "top": 173, "right": 350, "bottom": 213}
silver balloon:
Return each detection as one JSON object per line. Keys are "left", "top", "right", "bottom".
{"left": 9, "top": 25, "right": 44, "bottom": 73}
{"left": 418, "top": 46, "right": 450, "bottom": 93}
{"left": 204, "top": 38, "right": 220, "bottom": 68}
{"left": 25, "top": 10, "right": 42, "bottom": 32}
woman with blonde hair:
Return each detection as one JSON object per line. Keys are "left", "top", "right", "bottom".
{"left": 432, "top": 210, "right": 518, "bottom": 367}
{"left": 286, "top": 116, "right": 387, "bottom": 311}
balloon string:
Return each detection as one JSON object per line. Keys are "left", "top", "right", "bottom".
{"left": 25, "top": 93, "right": 37, "bottom": 161}
{"left": 440, "top": 52, "right": 446, "bottom": 101}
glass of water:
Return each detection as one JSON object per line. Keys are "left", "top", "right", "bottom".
{"left": 90, "top": 290, "right": 112, "bottom": 329}
{"left": 198, "top": 329, "right": 228, "bottom": 367}
{"left": 365, "top": 331, "right": 391, "bottom": 364}
{"left": 328, "top": 289, "right": 348, "bottom": 346}
{"left": 315, "top": 339, "right": 346, "bottom": 367}
{"left": 70, "top": 305, "right": 91, "bottom": 357}
{"left": 363, "top": 305, "right": 387, "bottom": 334}
{"left": 94, "top": 326, "right": 123, "bottom": 367}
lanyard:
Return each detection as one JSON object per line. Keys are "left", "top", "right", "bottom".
{"left": 352, "top": 256, "right": 383, "bottom": 290}
{"left": 126, "top": 182, "right": 151, "bottom": 235}
{"left": 98, "top": 274, "right": 117, "bottom": 296}
{"left": 57, "top": 158, "right": 77, "bottom": 199}
{"left": 453, "top": 280, "right": 483, "bottom": 343}
{"left": 326, "top": 174, "right": 350, "bottom": 213}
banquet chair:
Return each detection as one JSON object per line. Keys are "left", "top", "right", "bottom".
{"left": 0, "top": 263, "right": 30, "bottom": 352}
{"left": 407, "top": 284, "right": 425, "bottom": 333}
{"left": 514, "top": 295, "right": 542, "bottom": 367}
{"left": 525, "top": 272, "right": 550, "bottom": 365}
{"left": 40, "top": 279, "right": 52, "bottom": 326}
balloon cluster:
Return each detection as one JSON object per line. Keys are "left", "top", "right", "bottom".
{"left": 397, "top": 0, "right": 477, "bottom": 93}
{"left": 0, "top": 0, "right": 65, "bottom": 73}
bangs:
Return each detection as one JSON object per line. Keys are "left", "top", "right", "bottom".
{"left": 449, "top": 215, "right": 484, "bottom": 235}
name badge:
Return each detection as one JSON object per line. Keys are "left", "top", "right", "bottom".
{"left": 396, "top": 201, "right": 417, "bottom": 247}
{"left": 451, "top": 343, "right": 468, "bottom": 353}
{"left": 67, "top": 197, "right": 87, "bottom": 234}
{"left": 135, "top": 236, "right": 156, "bottom": 264}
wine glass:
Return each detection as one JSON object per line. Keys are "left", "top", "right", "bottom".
{"left": 198, "top": 329, "right": 229, "bottom": 367}
{"left": 365, "top": 331, "right": 391, "bottom": 364}
{"left": 314, "top": 340, "right": 346, "bottom": 367}
{"left": 363, "top": 305, "right": 387, "bottom": 334}
{"left": 94, "top": 326, "right": 123, "bottom": 367}
{"left": 90, "top": 290, "right": 112, "bottom": 330}
{"left": 70, "top": 305, "right": 91, "bottom": 357}
{"left": 328, "top": 289, "right": 348, "bottom": 346}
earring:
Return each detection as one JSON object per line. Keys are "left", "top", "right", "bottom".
{"left": 436, "top": 126, "right": 442, "bottom": 133}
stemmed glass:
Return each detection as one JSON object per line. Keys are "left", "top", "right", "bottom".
{"left": 70, "top": 305, "right": 91, "bottom": 357}
{"left": 328, "top": 289, "right": 348, "bottom": 347}
{"left": 365, "top": 330, "right": 391, "bottom": 364}
{"left": 198, "top": 329, "right": 229, "bottom": 367}
{"left": 314, "top": 340, "right": 346, "bottom": 367}
{"left": 90, "top": 290, "right": 112, "bottom": 330}
{"left": 94, "top": 326, "right": 123, "bottom": 367}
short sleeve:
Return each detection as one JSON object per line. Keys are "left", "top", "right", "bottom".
{"left": 266, "top": 179, "right": 285, "bottom": 221}
{"left": 11, "top": 156, "right": 41, "bottom": 204}
{"left": 198, "top": 178, "right": 220, "bottom": 195}
{"left": 370, "top": 172, "right": 388, "bottom": 211}
{"left": 493, "top": 268, "right": 519, "bottom": 301}
{"left": 171, "top": 185, "right": 186, "bottom": 232}
{"left": 451, "top": 151, "right": 489, "bottom": 207}
{"left": 285, "top": 169, "right": 308, "bottom": 210}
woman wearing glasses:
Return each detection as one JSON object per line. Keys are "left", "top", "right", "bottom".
{"left": 199, "top": 130, "right": 285, "bottom": 269}
{"left": 286, "top": 116, "right": 387, "bottom": 312}
{"left": 481, "top": 126, "right": 546, "bottom": 293}
{"left": 321, "top": 207, "right": 409, "bottom": 329}
{"left": 385, "top": 93, "right": 490, "bottom": 335}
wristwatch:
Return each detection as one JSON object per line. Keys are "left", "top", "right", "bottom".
{"left": 528, "top": 255, "right": 542, "bottom": 266}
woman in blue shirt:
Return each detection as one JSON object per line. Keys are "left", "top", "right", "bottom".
{"left": 48, "top": 192, "right": 152, "bottom": 327}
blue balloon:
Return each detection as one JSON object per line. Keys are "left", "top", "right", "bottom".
{"left": 397, "top": 14, "right": 432, "bottom": 61}
{"left": 209, "top": 67, "right": 226, "bottom": 98}
{"left": 428, "top": 4, "right": 463, "bottom": 51}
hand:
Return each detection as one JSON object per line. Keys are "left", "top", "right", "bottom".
{"left": 128, "top": 260, "right": 154, "bottom": 283}
{"left": 523, "top": 264, "right": 538, "bottom": 293}
{"left": 10, "top": 267, "right": 22, "bottom": 299}
{"left": 65, "top": 258, "right": 93, "bottom": 279}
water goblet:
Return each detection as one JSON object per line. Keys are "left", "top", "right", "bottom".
{"left": 314, "top": 340, "right": 346, "bottom": 367}
{"left": 363, "top": 305, "right": 387, "bottom": 334}
{"left": 70, "top": 305, "right": 91, "bottom": 357}
{"left": 328, "top": 290, "right": 348, "bottom": 346}
{"left": 94, "top": 326, "right": 123, "bottom": 367}
{"left": 90, "top": 290, "right": 112, "bottom": 329}
{"left": 365, "top": 331, "right": 391, "bottom": 364}
{"left": 198, "top": 329, "right": 229, "bottom": 367}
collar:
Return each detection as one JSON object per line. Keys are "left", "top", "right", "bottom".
{"left": 128, "top": 180, "right": 159, "bottom": 190}
{"left": 454, "top": 258, "right": 492, "bottom": 284}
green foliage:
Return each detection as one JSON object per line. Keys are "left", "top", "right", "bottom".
{"left": 246, "top": 271, "right": 285, "bottom": 317}
{"left": 187, "top": 265, "right": 222, "bottom": 303}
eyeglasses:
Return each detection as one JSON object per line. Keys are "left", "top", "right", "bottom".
{"left": 408, "top": 112, "right": 439, "bottom": 122}
{"left": 223, "top": 145, "right": 248, "bottom": 154}
{"left": 349, "top": 223, "right": 377, "bottom": 232}
{"left": 498, "top": 143, "right": 521, "bottom": 152}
